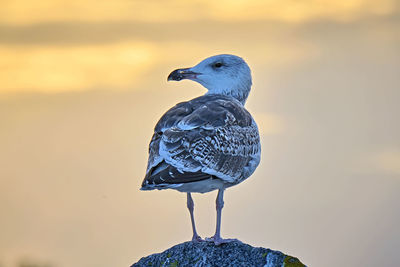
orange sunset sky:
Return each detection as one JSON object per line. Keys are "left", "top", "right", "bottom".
{"left": 1, "top": 1, "right": 399, "bottom": 266}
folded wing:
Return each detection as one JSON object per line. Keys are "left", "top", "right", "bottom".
{"left": 141, "top": 95, "right": 260, "bottom": 190}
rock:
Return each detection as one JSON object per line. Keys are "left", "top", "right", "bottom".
{"left": 131, "top": 240, "right": 306, "bottom": 267}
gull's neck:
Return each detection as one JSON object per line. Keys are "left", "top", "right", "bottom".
{"left": 205, "top": 84, "right": 250, "bottom": 105}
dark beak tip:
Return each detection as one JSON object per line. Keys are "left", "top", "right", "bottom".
{"left": 167, "top": 68, "right": 198, "bottom": 82}
{"left": 167, "top": 69, "right": 181, "bottom": 81}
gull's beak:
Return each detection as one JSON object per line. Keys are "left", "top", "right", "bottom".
{"left": 167, "top": 68, "right": 200, "bottom": 81}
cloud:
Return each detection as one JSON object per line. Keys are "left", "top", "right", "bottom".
{"left": 1, "top": 0, "right": 397, "bottom": 25}
{"left": 0, "top": 42, "right": 156, "bottom": 92}
{"left": 0, "top": 20, "right": 318, "bottom": 93}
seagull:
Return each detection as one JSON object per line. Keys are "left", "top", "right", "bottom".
{"left": 141, "top": 54, "right": 261, "bottom": 245}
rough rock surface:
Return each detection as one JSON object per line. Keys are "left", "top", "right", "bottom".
{"left": 131, "top": 240, "right": 306, "bottom": 267}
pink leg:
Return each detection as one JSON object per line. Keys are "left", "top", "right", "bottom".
{"left": 206, "top": 189, "right": 238, "bottom": 245}
{"left": 187, "top": 193, "right": 203, "bottom": 242}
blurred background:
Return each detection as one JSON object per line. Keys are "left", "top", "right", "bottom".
{"left": 1, "top": 0, "right": 399, "bottom": 266}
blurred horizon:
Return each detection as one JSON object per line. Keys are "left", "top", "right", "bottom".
{"left": 1, "top": 1, "right": 399, "bottom": 267}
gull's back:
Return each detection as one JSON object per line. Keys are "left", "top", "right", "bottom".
{"left": 141, "top": 94, "right": 261, "bottom": 193}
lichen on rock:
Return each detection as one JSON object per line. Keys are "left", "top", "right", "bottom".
{"left": 131, "top": 240, "right": 306, "bottom": 267}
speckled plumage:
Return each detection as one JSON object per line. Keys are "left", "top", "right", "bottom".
{"left": 141, "top": 94, "right": 260, "bottom": 193}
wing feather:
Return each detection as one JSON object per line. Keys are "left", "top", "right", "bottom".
{"left": 142, "top": 95, "right": 260, "bottom": 189}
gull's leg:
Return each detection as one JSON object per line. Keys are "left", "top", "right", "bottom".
{"left": 206, "top": 189, "right": 238, "bottom": 245}
{"left": 187, "top": 192, "right": 203, "bottom": 242}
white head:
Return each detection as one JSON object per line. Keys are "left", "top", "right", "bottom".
{"left": 168, "top": 54, "right": 252, "bottom": 104}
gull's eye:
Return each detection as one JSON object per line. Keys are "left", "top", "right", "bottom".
{"left": 213, "top": 62, "right": 223, "bottom": 68}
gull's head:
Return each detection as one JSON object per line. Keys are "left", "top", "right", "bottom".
{"left": 167, "top": 54, "right": 252, "bottom": 104}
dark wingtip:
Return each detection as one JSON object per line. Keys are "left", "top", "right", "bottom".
{"left": 140, "top": 184, "right": 154, "bottom": 191}
{"left": 141, "top": 177, "right": 156, "bottom": 191}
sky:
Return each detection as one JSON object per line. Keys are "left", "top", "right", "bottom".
{"left": 1, "top": 0, "right": 400, "bottom": 266}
